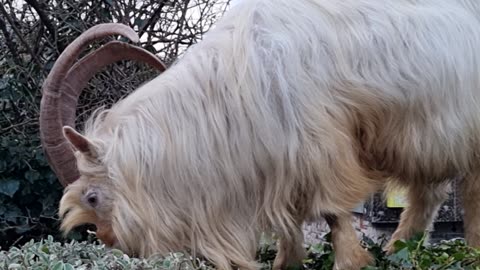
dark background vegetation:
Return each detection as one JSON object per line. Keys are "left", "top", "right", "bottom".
{"left": 0, "top": 0, "right": 230, "bottom": 249}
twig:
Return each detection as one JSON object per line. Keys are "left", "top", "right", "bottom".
{"left": 11, "top": 236, "right": 24, "bottom": 247}
{"left": 0, "top": 119, "right": 34, "bottom": 133}
{"left": 0, "top": 2, "right": 46, "bottom": 75}
{"left": 24, "top": 0, "right": 62, "bottom": 52}
{"left": 138, "top": 0, "right": 167, "bottom": 38}
{"left": 0, "top": 15, "right": 21, "bottom": 65}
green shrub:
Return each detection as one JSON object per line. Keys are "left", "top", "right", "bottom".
{"left": 365, "top": 234, "right": 480, "bottom": 270}
{"left": 1, "top": 234, "right": 479, "bottom": 270}
{"left": 0, "top": 75, "right": 64, "bottom": 247}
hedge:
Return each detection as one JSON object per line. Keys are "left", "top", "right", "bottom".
{"left": 1, "top": 233, "right": 479, "bottom": 270}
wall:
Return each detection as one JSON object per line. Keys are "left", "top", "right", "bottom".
{"left": 302, "top": 181, "right": 465, "bottom": 246}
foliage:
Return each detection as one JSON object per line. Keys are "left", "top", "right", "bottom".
{"left": 365, "top": 233, "right": 480, "bottom": 270}
{"left": 0, "top": 235, "right": 209, "bottom": 270}
{"left": 1, "top": 233, "right": 479, "bottom": 270}
{"left": 0, "top": 0, "right": 230, "bottom": 248}
{"left": 0, "top": 62, "right": 64, "bottom": 246}
{"left": 0, "top": 116, "right": 63, "bottom": 247}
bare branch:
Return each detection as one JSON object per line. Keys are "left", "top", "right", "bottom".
{"left": 138, "top": 0, "right": 167, "bottom": 38}
{"left": 0, "top": 2, "right": 45, "bottom": 73}
{"left": 23, "top": 0, "right": 62, "bottom": 52}
{"left": 0, "top": 15, "right": 21, "bottom": 65}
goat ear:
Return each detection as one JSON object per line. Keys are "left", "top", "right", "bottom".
{"left": 63, "top": 126, "right": 97, "bottom": 157}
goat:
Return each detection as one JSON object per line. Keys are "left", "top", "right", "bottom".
{"left": 40, "top": 0, "right": 480, "bottom": 269}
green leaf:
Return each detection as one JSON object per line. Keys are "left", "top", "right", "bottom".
{"left": 0, "top": 180, "right": 20, "bottom": 197}
{"left": 163, "top": 259, "right": 171, "bottom": 268}
{"left": 361, "top": 266, "right": 379, "bottom": 270}
{"left": 0, "top": 78, "right": 8, "bottom": 90}
{"left": 24, "top": 170, "right": 40, "bottom": 183}
{"left": 51, "top": 261, "right": 64, "bottom": 270}
{"left": 111, "top": 249, "right": 124, "bottom": 257}
{"left": 8, "top": 263, "right": 22, "bottom": 270}
{"left": 388, "top": 247, "right": 410, "bottom": 264}
{"left": 392, "top": 240, "right": 407, "bottom": 252}
{"left": 0, "top": 160, "right": 7, "bottom": 172}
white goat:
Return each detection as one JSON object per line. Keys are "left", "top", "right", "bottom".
{"left": 40, "top": 1, "right": 480, "bottom": 269}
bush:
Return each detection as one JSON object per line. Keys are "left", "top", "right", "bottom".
{"left": 1, "top": 233, "right": 479, "bottom": 270}
{"left": 0, "top": 75, "right": 64, "bottom": 247}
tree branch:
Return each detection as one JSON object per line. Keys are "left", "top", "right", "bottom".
{"left": 0, "top": 2, "right": 45, "bottom": 74}
{"left": 0, "top": 15, "right": 21, "bottom": 65}
{"left": 24, "top": 0, "right": 63, "bottom": 52}
{"left": 138, "top": 0, "right": 167, "bottom": 38}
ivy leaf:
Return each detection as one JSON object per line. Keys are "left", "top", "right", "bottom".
{"left": 0, "top": 78, "right": 8, "bottom": 90}
{"left": 388, "top": 248, "right": 411, "bottom": 266}
{"left": 392, "top": 240, "right": 407, "bottom": 252}
{"left": 0, "top": 160, "right": 6, "bottom": 172}
{"left": 24, "top": 170, "right": 40, "bottom": 183}
{"left": 0, "top": 179, "right": 20, "bottom": 197}
{"left": 452, "top": 252, "right": 466, "bottom": 260}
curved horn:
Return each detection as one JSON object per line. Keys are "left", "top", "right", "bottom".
{"left": 39, "top": 23, "right": 166, "bottom": 187}
{"left": 60, "top": 41, "right": 166, "bottom": 128}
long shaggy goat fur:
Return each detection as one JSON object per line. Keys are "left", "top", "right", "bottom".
{"left": 60, "top": 0, "right": 480, "bottom": 269}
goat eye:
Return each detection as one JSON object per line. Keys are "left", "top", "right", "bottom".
{"left": 88, "top": 196, "right": 97, "bottom": 205}
{"left": 85, "top": 192, "right": 98, "bottom": 207}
